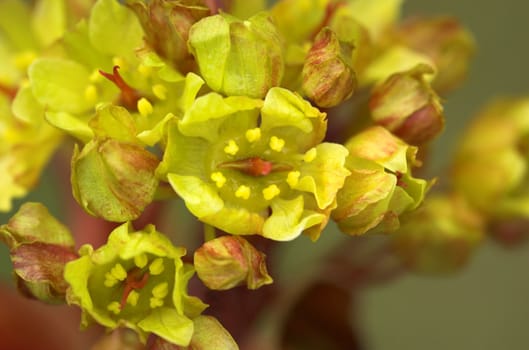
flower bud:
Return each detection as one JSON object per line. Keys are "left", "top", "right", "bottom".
{"left": 302, "top": 27, "right": 357, "bottom": 108}
{"left": 126, "top": 0, "right": 210, "bottom": 72}
{"left": 71, "top": 138, "right": 159, "bottom": 222}
{"left": 0, "top": 203, "right": 78, "bottom": 303}
{"left": 396, "top": 16, "right": 475, "bottom": 94}
{"left": 369, "top": 64, "right": 444, "bottom": 145}
{"left": 392, "top": 194, "right": 484, "bottom": 274}
{"left": 194, "top": 236, "right": 273, "bottom": 290}
{"left": 188, "top": 12, "right": 284, "bottom": 98}
{"left": 332, "top": 126, "right": 429, "bottom": 235}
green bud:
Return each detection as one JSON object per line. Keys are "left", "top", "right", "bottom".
{"left": 392, "top": 194, "right": 484, "bottom": 274}
{"left": 333, "top": 126, "right": 429, "bottom": 235}
{"left": 71, "top": 138, "right": 159, "bottom": 222}
{"left": 369, "top": 64, "right": 444, "bottom": 145}
{"left": 396, "top": 16, "right": 475, "bottom": 94}
{"left": 126, "top": 0, "right": 210, "bottom": 73}
{"left": 452, "top": 98, "right": 529, "bottom": 220}
{"left": 64, "top": 222, "right": 207, "bottom": 345}
{"left": 188, "top": 12, "right": 284, "bottom": 98}
{"left": 194, "top": 236, "right": 273, "bottom": 290}
{"left": 302, "top": 27, "right": 357, "bottom": 108}
{"left": 0, "top": 202, "right": 77, "bottom": 303}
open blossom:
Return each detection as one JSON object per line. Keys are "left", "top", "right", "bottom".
{"left": 64, "top": 222, "right": 207, "bottom": 346}
{"left": 157, "top": 86, "right": 350, "bottom": 241}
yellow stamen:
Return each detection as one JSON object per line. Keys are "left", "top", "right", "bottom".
{"left": 13, "top": 51, "right": 36, "bottom": 70}
{"left": 84, "top": 84, "right": 98, "bottom": 104}
{"left": 137, "top": 64, "right": 152, "bottom": 77}
{"left": 150, "top": 297, "right": 164, "bottom": 309}
{"left": 224, "top": 139, "right": 239, "bottom": 155}
{"left": 149, "top": 258, "right": 165, "bottom": 275}
{"left": 110, "top": 263, "right": 127, "bottom": 281}
{"left": 127, "top": 290, "right": 140, "bottom": 306}
{"left": 152, "top": 282, "right": 169, "bottom": 299}
{"left": 263, "top": 184, "right": 280, "bottom": 200}
{"left": 303, "top": 147, "right": 317, "bottom": 163}
{"left": 269, "top": 136, "right": 285, "bottom": 152}
{"left": 137, "top": 97, "right": 153, "bottom": 117}
{"left": 152, "top": 84, "right": 167, "bottom": 100}
{"left": 235, "top": 185, "right": 251, "bottom": 200}
{"left": 104, "top": 272, "right": 118, "bottom": 288}
{"left": 245, "top": 128, "right": 261, "bottom": 143}
{"left": 286, "top": 171, "right": 301, "bottom": 188}
{"left": 112, "top": 57, "right": 126, "bottom": 70}
{"left": 210, "top": 172, "right": 227, "bottom": 188}
{"left": 134, "top": 253, "right": 148, "bottom": 269}
{"left": 107, "top": 301, "right": 121, "bottom": 315}
{"left": 90, "top": 69, "right": 103, "bottom": 83}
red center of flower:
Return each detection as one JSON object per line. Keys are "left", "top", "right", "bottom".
{"left": 219, "top": 157, "right": 292, "bottom": 176}
{"left": 99, "top": 65, "right": 141, "bottom": 110}
{"left": 120, "top": 268, "right": 150, "bottom": 310}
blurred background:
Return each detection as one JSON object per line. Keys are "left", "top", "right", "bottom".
{"left": 1, "top": 0, "right": 529, "bottom": 349}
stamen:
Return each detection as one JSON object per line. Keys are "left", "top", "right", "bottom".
{"left": 134, "top": 253, "right": 148, "bottom": 269}
{"left": 104, "top": 272, "right": 119, "bottom": 288}
{"left": 150, "top": 297, "right": 164, "bottom": 309}
{"left": 245, "top": 128, "right": 261, "bottom": 143}
{"left": 235, "top": 185, "right": 251, "bottom": 200}
{"left": 303, "top": 147, "right": 317, "bottom": 163}
{"left": 263, "top": 184, "right": 280, "bottom": 200}
{"left": 152, "top": 84, "right": 167, "bottom": 100}
{"left": 224, "top": 139, "right": 239, "bottom": 156}
{"left": 120, "top": 268, "right": 150, "bottom": 310}
{"left": 107, "top": 301, "right": 121, "bottom": 315}
{"left": 152, "top": 282, "right": 169, "bottom": 299}
{"left": 210, "top": 172, "right": 227, "bottom": 188}
{"left": 137, "top": 64, "right": 152, "bottom": 77}
{"left": 269, "top": 136, "right": 285, "bottom": 152}
{"left": 137, "top": 97, "right": 153, "bottom": 116}
{"left": 84, "top": 84, "right": 98, "bottom": 104}
{"left": 126, "top": 290, "right": 140, "bottom": 306}
{"left": 110, "top": 263, "right": 127, "bottom": 281}
{"left": 149, "top": 258, "right": 165, "bottom": 275}
{"left": 286, "top": 171, "right": 301, "bottom": 188}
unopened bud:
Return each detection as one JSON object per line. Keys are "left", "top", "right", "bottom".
{"left": 369, "top": 64, "right": 444, "bottom": 145}
{"left": 302, "top": 27, "right": 356, "bottom": 108}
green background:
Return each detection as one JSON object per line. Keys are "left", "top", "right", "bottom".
{"left": 1, "top": 0, "right": 529, "bottom": 349}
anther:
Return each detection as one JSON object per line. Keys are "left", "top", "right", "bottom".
{"left": 235, "top": 185, "right": 251, "bottom": 200}
{"left": 149, "top": 258, "right": 165, "bottom": 275}
{"left": 107, "top": 301, "right": 121, "bottom": 315}
{"left": 134, "top": 253, "right": 148, "bottom": 269}
{"left": 263, "top": 184, "right": 280, "bottom": 200}
{"left": 224, "top": 139, "right": 239, "bottom": 155}
{"left": 269, "top": 136, "right": 285, "bottom": 152}
{"left": 137, "top": 97, "right": 153, "bottom": 116}
{"left": 152, "top": 282, "right": 169, "bottom": 299}
{"left": 152, "top": 84, "right": 167, "bottom": 100}
{"left": 110, "top": 263, "right": 127, "bottom": 281}
{"left": 210, "top": 172, "right": 227, "bottom": 188}
{"left": 245, "top": 128, "right": 261, "bottom": 142}
{"left": 286, "top": 171, "right": 301, "bottom": 188}
{"left": 303, "top": 148, "right": 317, "bottom": 162}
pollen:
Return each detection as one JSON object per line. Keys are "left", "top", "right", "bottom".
{"left": 149, "top": 258, "right": 165, "bottom": 275}
{"left": 137, "top": 64, "right": 152, "bottom": 77}
{"left": 286, "top": 171, "right": 301, "bottom": 188}
{"left": 303, "top": 147, "right": 317, "bottom": 163}
{"left": 84, "top": 84, "right": 98, "bottom": 104}
{"left": 210, "top": 172, "right": 227, "bottom": 188}
{"left": 263, "top": 184, "right": 280, "bottom": 200}
{"left": 245, "top": 128, "right": 261, "bottom": 142}
{"left": 110, "top": 263, "right": 127, "bottom": 281}
{"left": 126, "top": 290, "right": 140, "bottom": 307}
{"left": 235, "top": 185, "right": 251, "bottom": 200}
{"left": 104, "top": 273, "right": 119, "bottom": 288}
{"left": 150, "top": 297, "right": 164, "bottom": 309}
{"left": 134, "top": 253, "right": 148, "bottom": 269}
{"left": 152, "top": 84, "right": 167, "bottom": 100}
{"left": 224, "top": 139, "right": 239, "bottom": 155}
{"left": 137, "top": 97, "right": 153, "bottom": 117}
{"left": 152, "top": 282, "right": 169, "bottom": 299}
{"left": 107, "top": 301, "right": 121, "bottom": 315}
{"left": 269, "top": 136, "right": 285, "bottom": 152}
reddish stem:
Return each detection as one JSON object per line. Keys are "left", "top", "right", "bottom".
{"left": 99, "top": 66, "right": 141, "bottom": 110}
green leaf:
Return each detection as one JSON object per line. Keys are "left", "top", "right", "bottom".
{"left": 29, "top": 58, "right": 92, "bottom": 114}
{"left": 89, "top": 0, "right": 144, "bottom": 57}
{"left": 137, "top": 307, "right": 194, "bottom": 346}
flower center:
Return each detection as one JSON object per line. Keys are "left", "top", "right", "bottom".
{"left": 218, "top": 157, "right": 292, "bottom": 177}
{"left": 99, "top": 65, "right": 142, "bottom": 110}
